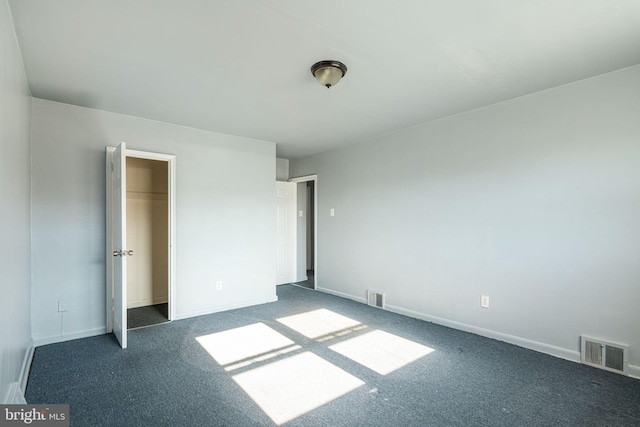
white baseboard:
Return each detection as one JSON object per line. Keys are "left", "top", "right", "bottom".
{"left": 385, "top": 303, "right": 581, "bottom": 363}
{"left": 6, "top": 382, "right": 26, "bottom": 404}
{"left": 35, "top": 296, "right": 280, "bottom": 345}
{"left": 316, "top": 287, "right": 367, "bottom": 304}
{"left": 18, "top": 341, "right": 35, "bottom": 394}
{"left": 33, "top": 327, "right": 107, "bottom": 347}
{"left": 316, "top": 287, "right": 583, "bottom": 365}
{"left": 629, "top": 364, "right": 640, "bottom": 379}
{"left": 175, "top": 295, "right": 278, "bottom": 321}
{"left": 1, "top": 343, "right": 34, "bottom": 404}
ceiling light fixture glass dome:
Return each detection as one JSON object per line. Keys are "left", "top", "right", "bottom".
{"left": 310, "top": 60, "right": 347, "bottom": 88}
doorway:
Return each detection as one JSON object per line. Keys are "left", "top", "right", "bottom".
{"left": 125, "top": 157, "right": 169, "bottom": 329}
{"left": 290, "top": 175, "right": 318, "bottom": 290}
{"left": 106, "top": 144, "right": 176, "bottom": 348}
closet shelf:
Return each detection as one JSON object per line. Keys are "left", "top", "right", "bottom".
{"left": 126, "top": 191, "right": 168, "bottom": 201}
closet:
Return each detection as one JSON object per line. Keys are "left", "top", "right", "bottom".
{"left": 126, "top": 157, "right": 169, "bottom": 326}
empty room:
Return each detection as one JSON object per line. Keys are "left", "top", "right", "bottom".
{"left": 1, "top": 1, "right": 639, "bottom": 425}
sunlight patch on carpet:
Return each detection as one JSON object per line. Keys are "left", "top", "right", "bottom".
{"left": 276, "top": 308, "right": 362, "bottom": 339}
{"left": 329, "top": 329, "right": 434, "bottom": 375}
{"left": 196, "top": 323, "right": 294, "bottom": 365}
{"left": 232, "top": 352, "right": 364, "bottom": 425}
{"left": 223, "top": 344, "right": 302, "bottom": 372}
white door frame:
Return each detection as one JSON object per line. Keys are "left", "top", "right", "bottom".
{"left": 289, "top": 174, "right": 318, "bottom": 289}
{"left": 106, "top": 145, "right": 177, "bottom": 333}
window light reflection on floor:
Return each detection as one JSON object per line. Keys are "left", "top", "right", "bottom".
{"left": 329, "top": 329, "right": 435, "bottom": 375}
{"left": 232, "top": 351, "right": 365, "bottom": 425}
{"left": 196, "top": 322, "right": 294, "bottom": 365}
{"left": 276, "top": 308, "right": 362, "bottom": 339}
{"left": 195, "top": 312, "right": 432, "bottom": 424}
{"left": 224, "top": 344, "right": 301, "bottom": 372}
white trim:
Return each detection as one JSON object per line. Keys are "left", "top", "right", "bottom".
{"left": 317, "top": 287, "right": 367, "bottom": 305}
{"left": 174, "top": 295, "right": 278, "bottom": 320}
{"left": 3, "top": 344, "right": 36, "bottom": 404}
{"left": 6, "top": 382, "right": 26, "bottom": 404}
{"left": 289, "top": 174, "right": 318, "bottom": 290}
{"left": 18, "top": 341, "right": 35, "bottom": 394}
{"left": 33, "top": 327, "right": 107, "bottom": 347}
{"left": 168, "top": 154, "right": 177, "bottom": 321}
{"left": 126, "top": 149, "right": 174, "bottom": 161}
{"left": 289, "top": 174, "right": 318, "bottom": 183}
{"left": 123, "top": 148, "right": 177, "bottom": 322}
{"left": 629, "top": 364, "right": 640, "bottom": 379}
{"left": 106, "top": 147, "right": 114, "bottom": 332}
{"left": 106, "top": 145, "right": 177, "bottom": 336}
{"left": 291, "top": 184, "right": 298, "bottom": 284}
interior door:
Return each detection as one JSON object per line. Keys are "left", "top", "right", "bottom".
{"left": 113, "top": 142, "right": 128, "bottom": 348}
{"left": 276, "top": 182, "right": 295, "bottom": 285}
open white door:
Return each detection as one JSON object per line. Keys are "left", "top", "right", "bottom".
{"left": 276, "top": 181, "right": 296, "bottom": 285}
{"left": 107, "top": 145, "right": 176, "bottom": 344}
{"left": 113, "top": 142, "right": 128, "bottom": 348}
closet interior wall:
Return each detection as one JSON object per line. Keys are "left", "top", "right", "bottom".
{"left": 126, "top": 157, "right": 169, "bottom": 309}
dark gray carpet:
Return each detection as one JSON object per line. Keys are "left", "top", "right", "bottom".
{"left": 27, "top": 285, "right": 640, "bottom": 426}
{"left": 127, "top": 303, "right": 169, "bottom": 329}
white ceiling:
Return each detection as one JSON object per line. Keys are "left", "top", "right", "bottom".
{"left": 8, "top": 0, "right": 640, "bottom": 158}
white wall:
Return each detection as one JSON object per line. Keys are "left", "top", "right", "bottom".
{"left": 276, "top": 158, "right": 289, "bottom": 181}
{"left": 30, "top": 99, "right": 277, "bottom": 345}
{"left": 0, "top": 0, "right": 32, "bottom": 402}
{"left": 290, "top": 65, "right": 640, "bottom": 375}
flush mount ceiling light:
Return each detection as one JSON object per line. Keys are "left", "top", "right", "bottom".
{"left": 310, "top": 60, "right": 347, "bottom": 88}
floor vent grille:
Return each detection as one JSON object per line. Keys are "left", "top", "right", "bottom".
{"left": 367, "top": 290, "right": 385, "bottom": 309}
{"left": 581, "top": 336, "right": 628, "bottom": 375}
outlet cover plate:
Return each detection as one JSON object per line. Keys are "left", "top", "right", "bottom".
{"left": 481, "top": 295, "right": 490, "bottom": 309}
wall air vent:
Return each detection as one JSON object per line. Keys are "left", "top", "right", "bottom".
{"left": 367, "top": 289, "right": 385, "bottom": 309}
{"left": 581, "top": 336, "right": 629, "bottom": 375}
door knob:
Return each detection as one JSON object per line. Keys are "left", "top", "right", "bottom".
{"left": 113, "top": 250, "right": 134, "bottom": 257}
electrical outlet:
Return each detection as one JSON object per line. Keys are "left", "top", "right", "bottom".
{"left": 216, "top": 281, "right": 223, "bottom": 290}
{"left": 330, "top": 208, "right": 335, "bottom": 217}
{"left": 481, "top": 295, "right": 490, "bottom": 309}
{"left": 58, "top": 299, "right": 68, "bottom": 312}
